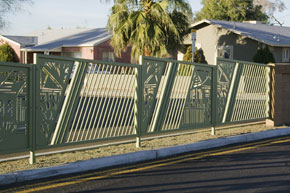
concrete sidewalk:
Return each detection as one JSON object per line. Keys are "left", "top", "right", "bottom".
{"left": 1, "top": 127, "right": 290, "bottom": 186}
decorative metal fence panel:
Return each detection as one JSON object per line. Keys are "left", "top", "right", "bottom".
{"left": 141, "top": 57, "right": 271, "bottom": 134}
{"left": 61, "top": 63, "right": 137, "bottom": 144}
{"left": 0, "top": 62, "right": 32, "bottom": 154}
{"left": 36, "top": 55, "right": 75, "bottom": 148}
{"left": 180, "top": 64, "right": 213, "bottom": 128}
{"left": 0, "top": 55, "right": 272, "bottom": 158}
{"left": 34, "top": 55, "right": 139, "bottom": 147}
{"left": 216, "top": 59, "right": 270, "bottom": 124}
{"left": 216, "top": 59, "right": 236, "bottom": 123}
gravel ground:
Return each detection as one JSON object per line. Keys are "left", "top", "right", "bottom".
{"left": 0, "top": 123, "right": 284, "bottom": 174}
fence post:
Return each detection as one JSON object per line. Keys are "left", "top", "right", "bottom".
{"left": 266, "top": 63, "right": 275, "bottom": 125}
{"left": 135, "top": 56, "right": 143, "bottom": 148}
{"left": 29, "top": 53, "right": 40, "bottom": 164}
{"left": 211, "top": 66, "right": 217, "bottom": 135}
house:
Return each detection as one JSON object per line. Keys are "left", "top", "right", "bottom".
{"left": 190, "top": 19, "right": 290, "bottom": 65}
{"left": 0, "top": 35, "right": 37, "bottom": 62}
{"left": 0, "top": 28, "right": 131, "bottom": 64}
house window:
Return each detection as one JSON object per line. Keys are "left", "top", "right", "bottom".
{"left": 63, "top": 52, "right": 82, "bottom": 58}
{"left": 217, "top": 45, "right": 233, "bottom": 59}
{"left": 282, "top": 48, "right": 289, "bottom": 62}
{"left": 102, "top": 52, "right": 115, "bottom": 62}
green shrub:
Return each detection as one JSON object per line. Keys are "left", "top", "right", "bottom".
{"left": 253, "top": 46, "right": 275, "bottom": 64}
{"left": 193, "top": 47, "right": 207, "bottom": 64}
{"left": 183, "top": 46, "right": 193, "bottom": 62}
{"left": 183, "top": 46, "right": 207, "bottom": 64}
{"left": 0, "top": 43, "right": 18, "bottom": 62}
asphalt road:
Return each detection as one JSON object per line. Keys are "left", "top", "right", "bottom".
{"left": 1, "top": 136, "right": 290, "bottom": 193}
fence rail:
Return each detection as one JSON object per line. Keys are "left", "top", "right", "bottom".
{"left": 0, "top": 54, "right": 272, "bottom": 163}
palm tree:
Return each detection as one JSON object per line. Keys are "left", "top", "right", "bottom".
{"left": 107, "top": 0, "right": 192, "bottom": 62}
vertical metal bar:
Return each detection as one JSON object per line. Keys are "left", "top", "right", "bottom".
{"left": 226, "top": 63, "right": 244, "bottom": 122}
{"left": 173, "top": 64, "right": 193, "bottom": 129}
{"left": 29, "top": 53, "right": 40, "bottom": 164}
{"left": 163, "top": 63, "right": 184, "bottom": 130}
{"left": 119, "top": 73, "right": 135, "bottom": 136}
{"left": 211, "top": 66, "right": 217, "bottom": 135}
{"left": 85, "top": 64, "right": 110, "bottom": 140}
{"left": 162, "top": 63, "right": 180, "bottom": 130}
{"left": 151, "top": 62, "right": 177, "bottom": 132}
{"left": 175, "top": 65, "right": 195, "bottom": 129}
{"left": 82, "top": 63, "right": 103, "bottom": 140}
{"left": 110, "top": 67, "right": 132, "bottom": 137}
{"left": 92, "top": 65, "right": 117, "bottom": 139}
{"left": 98, "top": 66, "right": 119, "bottom": 138}
{"left": 148, "top": 63, "right": 169, "bottom": 132}
{"left": 222, "top": 62, "right": 239, "bottom": 123}
{"left": 135, "top": 56, "right": 143, "bottom": 147}
{"left": 28, "top": 61, "right": 35, "bottom": 164}
{"left": 75, "top": 62, "right": 99, "bottom": 141}
{"left": 102, "top": 66, "right": 123, "bottom": 138}
{"left": 51, "top": 61, "right": 88, "bottom": 145}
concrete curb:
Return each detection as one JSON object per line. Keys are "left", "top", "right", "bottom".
{"left": 1, "top": 127, "right": 290, "bottom": 186}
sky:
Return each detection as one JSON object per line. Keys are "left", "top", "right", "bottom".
{"left": 2, "top": 0, "right": 290, "bottom": 35}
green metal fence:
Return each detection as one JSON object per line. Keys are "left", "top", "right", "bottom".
{"left": 0, "top": 62, "right": 35, "bottom": 155}
{"left": 0, "top": 54, "right": 272, "bottom": 162}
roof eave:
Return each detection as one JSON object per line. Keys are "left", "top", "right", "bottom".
{"left": 21, "top": 47, "right": 62, "bottom": 52}
{"left": 0, "top": 35, "right": 21, "bottom": 47}
{"left": 219, "top": 27, "right": 287, "bottom": 47}
{"left": 190, "top": 19, "right": 212, "bottom": 30}
{"left": 93, "top": 35, "right": 112, "bottom": 46}
{"left": 192, "top": 20, "right": 289, "bottom": 48}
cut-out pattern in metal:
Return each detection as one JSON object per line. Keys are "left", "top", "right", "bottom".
{"left": 38, "top": 60, "right": 74, "bottom": 146}
{"left": 0, "top": 67, "right": 28, "bottom": 151}
{"left": 216, "top": 60, "right": 235, "bottom": 123}
{"left": 181, "top": 67, "right": 212, "bottom": 127}
{"left": 142, "top": 60, "right": 165, "bottom": 132}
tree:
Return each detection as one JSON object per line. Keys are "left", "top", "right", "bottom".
{"left": 0, "top": 0, "right": 32, "bottom": 30}
{"left": 0, "top": 43, "right": 18, "bottom": 62}
{"left": 254, "top": 0, "right": 286, "bottom": 17}
{"left": 253, "top": 45, "right": 275, "bottom": 64}
{"left": 254, "top": 0, "right": 286, "bottom": 24}
{"left": 194, "top": 0, "right": 269, "bottom": 23}
{"left": 107, "top": 0, "right": 192, "bottom": 62}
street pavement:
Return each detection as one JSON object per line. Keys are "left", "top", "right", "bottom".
{"left": 1, "top": 135, "right": 290, "bottom": 193}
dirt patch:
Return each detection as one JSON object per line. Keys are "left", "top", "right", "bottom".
{"left": 0, "top": 123, "right": 285, "bottom": 174}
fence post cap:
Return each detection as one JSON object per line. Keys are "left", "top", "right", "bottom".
{"left": 267, "top": 63, "right": 275, "bottom": 67}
